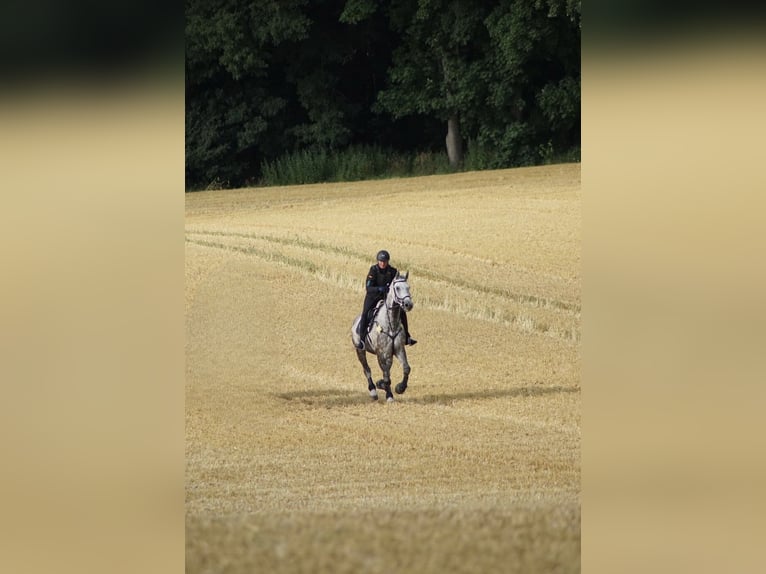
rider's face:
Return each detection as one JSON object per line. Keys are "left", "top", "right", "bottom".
{"left": 378, "top": 260, "right": 388, "bottom": 269}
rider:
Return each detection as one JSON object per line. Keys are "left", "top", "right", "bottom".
{"left": 356, "top": 250, "right": 417, "bottom": 350}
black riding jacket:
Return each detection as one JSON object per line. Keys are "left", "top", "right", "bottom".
{"left": 365, "top": 264, "right": 398, "bottom": 298}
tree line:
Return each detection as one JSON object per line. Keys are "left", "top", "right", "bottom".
{"left": 186, "top": 0, "right": 581, "bottom": 190}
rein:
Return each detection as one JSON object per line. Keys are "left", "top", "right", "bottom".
{"left": 381, "top": 278, "right": 409, "bottom": 341}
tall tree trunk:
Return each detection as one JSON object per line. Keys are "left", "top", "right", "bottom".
{"left": 445, "top": 115, "right": 463, "bottom": 167}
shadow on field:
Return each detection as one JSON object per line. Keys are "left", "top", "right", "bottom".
{"left": 275, "top": 385, "right": 578, "bottom": 408}
{"left": 274, "top": 389, "right": 373, "bottom": 408}
{"left": 408, "top": 385, "right": 578, "bottom": 405}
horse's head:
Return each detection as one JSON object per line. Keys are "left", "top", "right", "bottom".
{"left": 389, "top": 271, "right": 413, "bottom": 312}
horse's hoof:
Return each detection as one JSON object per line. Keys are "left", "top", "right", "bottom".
{"left": 395, "top": 383, "right": 407, "bottom": 395}
{"left": 369, "top": 388, "right": 378, "bottom": 400}
{"left": 386, "top": 396, "right": 394, "bottom": 403}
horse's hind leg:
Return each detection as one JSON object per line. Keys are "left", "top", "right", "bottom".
{"left": 394, "top": 347, "right": 411, "bottom": 395}
{"left": 356, "top": 349, "right": 378, "bottom": 400}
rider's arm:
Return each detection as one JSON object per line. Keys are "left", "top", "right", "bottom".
{"left": 365, "top": 266, "right": 385, "bottom": 295}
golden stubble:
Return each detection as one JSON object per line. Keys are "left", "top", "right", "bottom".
{"left": 185, "top": 163, "right": 581, "bottom": 573}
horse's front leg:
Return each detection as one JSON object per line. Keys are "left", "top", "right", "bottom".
{"left": 394, "top": 344, "right": 411, "bottom": 395}
{"left": 356, "top": 349, "right": 378, "bottom": 400}
{"left": 375, "top": 350, "right": 394, "bottom": 402}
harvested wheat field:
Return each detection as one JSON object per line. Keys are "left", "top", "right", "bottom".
{"left": 185, "top": 163, "right": 581, "bottom": 573}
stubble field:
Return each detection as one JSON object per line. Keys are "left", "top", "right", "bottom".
{"left": 185, "top": 163, "right": 581, "bottom": 573}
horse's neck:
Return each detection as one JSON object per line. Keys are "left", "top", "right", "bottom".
{"left": 381, "top": 294, "right": 402, "bottom": 327}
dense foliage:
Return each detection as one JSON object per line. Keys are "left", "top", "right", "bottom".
{"left": 186, "top": 0, "right": 580, "bottom": 190}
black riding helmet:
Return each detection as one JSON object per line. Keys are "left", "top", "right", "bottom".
{"left": 376, "top": 250, "right": 390, "bottom": 262}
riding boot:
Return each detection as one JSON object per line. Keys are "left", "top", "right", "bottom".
{"left": 401, "top": 312, "right": 417, "bottom": 345}
{"left": 356, "top": 318, "right": 367, "bottom": 349}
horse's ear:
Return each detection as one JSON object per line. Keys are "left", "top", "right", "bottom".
{"left": 404, "top": 271, "right": 409, "bottom": 281}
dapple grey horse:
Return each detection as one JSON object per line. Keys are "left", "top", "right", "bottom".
{"left": 351, "top": 271, "right": 413, "bottom": 402}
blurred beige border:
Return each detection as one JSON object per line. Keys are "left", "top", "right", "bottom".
{"left": 2, "top": 28, "right": 765, "bottom": 574}
{"left": 0, "top": 78, "right": 185, "bottom": 574}
{"left": 583, "top": 36, "right": 766, "bottom": 573}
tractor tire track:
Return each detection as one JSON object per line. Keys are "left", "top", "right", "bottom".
{"left": 185, "top": 231, "right": 580, "bottom": 344}
{"left": 185, "top": 228, "right": 580, "bottom": 314}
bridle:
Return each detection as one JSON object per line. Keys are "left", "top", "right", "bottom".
{"left": 380, "top": 277, "right": 411, "bottom": 342}
{"left": 386, "top": 277, "right": 412, "bottom": 311}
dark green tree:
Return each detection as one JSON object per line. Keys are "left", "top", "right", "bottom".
{"left": 344, "top": 0, "right": 580, "bottom": 168}
{"left": 185, "top": 0, "right": 311, "bottom": 187}
{"left": 185, "top": 0, "right": 580, "bottom": 189}
{"left": 186, "top": 0, "right": 402, "bottom": 188}
{"left": 344, "top": 0, "right": 492, "bottom": 167}
{"left": 480, "top": 0, "right": 581, "bottom": 166}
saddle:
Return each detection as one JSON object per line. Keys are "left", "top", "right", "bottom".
{"left": 362, "top": 300, "right": 385, "bottom": 334}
